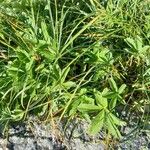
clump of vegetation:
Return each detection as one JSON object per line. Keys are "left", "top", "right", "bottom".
{"left": 0, "top": 0, "right": 150, "bottom": 143}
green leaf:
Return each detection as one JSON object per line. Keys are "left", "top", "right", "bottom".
{"left": 109, "top": 98, "right": 117, "bottom": 110}
{"left": 61, "top": 67, "right": 70, "bottom": 83}
{"left": 35, "top": 64, "right": 45, "bottom": 72}
{"left": 26, "top": 59, "right": 34, "bottom": 71}
{"left": 94, "top": 90, "right": 108, "bottom": 108}
{"left": 69, "top": 99, "right": 81, "bottom": 116}
{"left": 88, "top": 110, "right": 105, "bottom": 135}
{"left": 102, "top": 88, "right": 109, "bottom": 95}
{"left": 16, "top": 50, "right": 31, "bottom": 62}
{"left": 125, "top": 37, "right": 138, "bottom": 52}
{"left": 11, "top": 109, "right": 24, "bottom": 121}
{"left": 52, "top": 64, "right": 61, "bottom": 80}
{"left": 118, "top": 84, "right": 126, "bottom": 94}
{"left": 136, "top": 36, "right": 143, "bottom": 50}
{"left": 140, "top": 45, "right": 150, "bottom": 54}
{"left": 104, "top": 91, "right": 116, "bottom": 99}
{"left": 106, "top": 115, "right": 122, "bottom": 139}
{"left": 125, "top": 36, "right": 143, "bottom": 53}
{"left": 8, "top": 67, "right": 24, "bottom": 73}
{"left": 79, "top": 88, "right": 87, "bottom": 95}
{"left": 109, "top": 113, "right": 126, "bottom": 126}
{"left": 62, "top": 81, "right": 76, "bottom": 89}
{"left": 77, "top": 104, "right": 101, "bottom": 112}
{"left": 82, "top": 113, "right": 91, "bottom": 123}
{"left": 39, "top": 49, "right": 55, "bottom": 62}
{"left": 81, "top": 95, "right": 95, "bottom": 105}
{"left": 41, "top": 21, "right": 50, "bottom": 44}
{"left": 109, "top": 78, "right": 118, "bottom": 92}
{"left": 118, "top": 95, "right": 126, "bottom": 105}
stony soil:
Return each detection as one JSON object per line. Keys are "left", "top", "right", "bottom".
{"left": 0, "top": 116, "right": 149, "bottom": 150}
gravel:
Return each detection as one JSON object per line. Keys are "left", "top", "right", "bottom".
{"left": 0, "top": 116, "right": 149, "bottom": 150}
{"left": 0, "top": 117, "right": 105, "bottom": 150}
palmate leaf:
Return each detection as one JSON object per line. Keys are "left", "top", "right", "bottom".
{"left": 102, "top": 88, "right": 109, "bottom": 95}
{"left": 79, "top": 88, "right": 87, "bottom": 95}
{"left": 69, "top": 95, "right": 95, "bottom": 117}
{"left": 117, "top": 95, "right": 126, "bottom": 104}
{"left": 7, "top": 66, "right": 24, "bottom": 74}
{"left": 37, "top": 41, "right": 56, "bottom": 62}
{"left": 7, "top": 60, "right": 25, "bottom": 79}
{"left": 88, "top": 110, "right": 105, "bottom": 135}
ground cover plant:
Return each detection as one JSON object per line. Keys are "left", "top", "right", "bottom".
{"left": 0, "top": 0, "right": 150, "bottom": 148}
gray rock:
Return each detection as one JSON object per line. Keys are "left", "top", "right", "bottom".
{"left": 0, "top": 115, "right": 149, "bottom": 150}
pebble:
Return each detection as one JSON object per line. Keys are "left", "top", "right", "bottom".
{"left": 0, "top": 116, "right": 149, "bottom": 150}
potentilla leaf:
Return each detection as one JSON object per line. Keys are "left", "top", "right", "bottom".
{"left": 109, "top": 113, "right": 126, "bottom": 126}
{"left": 125, "top": 37, "right": 138, "bottom": 52}
{"left": 118, "top": 84, "right": 126, "bottom": 94}
{"left": 62, "top": 81, "right": 76, "bottom": 89}
{"left": 108, "top": 77, "right": 118, "bottom": 92}
{"left": 52, "top": 64, "right": 61, "bottom": 80}
{"left": 41, "top": 21, "right": 50, "bottom": 44}
{"left": 81, "top": 95, "right": 95, "bottom": 105}
{"left": 38, "top": 49, "right": 55, "bottom": 62}
{"left": 16, "top": 49, "right": 31, "bottom": 62}
{"left": 103, "top": 91, "right": 116, "bottom": 99}
{"left": 11, "top": 109, "right": 24, "bottom": 121}
{"left": 136, "top": 36, "right": 143, "bottom": 50}
{"left": 94, "top": 90, "right": 108, "bottom": 108}
{"left": 118, "top": 95, "right": 126, "bottom": 104}
{"left": 109, "top": 98, "right": 117, "bottom": 110}
{"left": 106, "top": 115, "right": 122, "bottom": 139}
{"left": 26, "top": 59, "right": 34, "bottom": 71}
{"left": 140, "top": 45, "right": 150, "bottom": 54}
{"left": 88, "top": 110, "right": 105, "bottom": 135}
{"left": 61, "top": 67, "right": 70, "bottom": 83}
{"left": 77, "top": 104, "right": 101, "bottom": 112}
{"left": 102, "top": 88, "right": 109, "bottom": 95}
{"left": 69, "top": 99, "right": 81, "bottom": 116}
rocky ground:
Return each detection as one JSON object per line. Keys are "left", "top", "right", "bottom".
{"left": 0, "top": 116, "right": 150, "bottom": 150}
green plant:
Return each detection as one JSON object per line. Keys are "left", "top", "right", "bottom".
{"left": 70, "top": 77, "right": 127, "bottom": 138}
{"left": 77, "top": 87, "right": 126, "bottom": 138}
{"left": 125, "top": 36, "right": 150, "bottom": 65}
{"left": 0, "top": 0, "right": 150, "bottom": 146}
